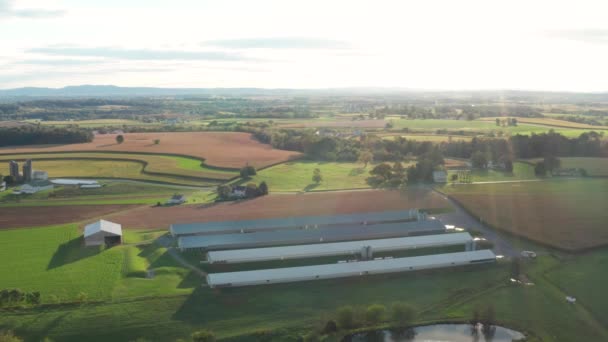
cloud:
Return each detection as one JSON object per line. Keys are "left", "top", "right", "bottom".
{"left": 26, "top": 46, "right": 256, "bottom": 61}
{"left": 203, "top": 37, "right": 352, "bottom": 50}
{"left": 17, "top": 59, "right": 105, "bottom": 66}
{"left": 545, "top": 29, "right": 608, "bottom": 45}
{"left": 0, "top": 0, "right": 65, "bottom": 19}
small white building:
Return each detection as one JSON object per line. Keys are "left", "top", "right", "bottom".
{"left": 166, "top": 194, "right": 186, "bottom": 205}
{"left": 433, "top": 170, "right": 447, "bottom": 183}
{"left": 0, "top": 181, "right": 6, "bottom": 192}
{"left": 83, "top": 220, "right": 123, "bottom": 247}
{"left": 33, "top": 170, "right": 48, "bottom": 181}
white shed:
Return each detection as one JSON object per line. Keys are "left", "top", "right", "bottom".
{"left": 84, "top": 220, "right": 122, "bottom": 246}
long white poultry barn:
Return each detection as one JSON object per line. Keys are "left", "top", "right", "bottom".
{"left": 207, "top": 232, "right": 474, "bottom": 264}
{"left": 206, "top": 249, "right": 496, "bottom": 288}
{"left": 170, "top": 209, "right": 422, "bottom": 236}
{"left": 179, "top": 220, "right": 446, "bottom": 250}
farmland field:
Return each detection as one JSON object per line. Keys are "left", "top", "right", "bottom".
{"left": 0, "top": 152, "right": 238, "bottom": 181}
{"left": 380, "top": 134, "right": 474, "bottom": 142}
{"left": 105, "top": 188, "right": 450, "bottom": 229}
{"left": 0, "top": 132, "right": 301, "bottom": 169}
{"left": 478, "top": 117, "right": 608, "bottom": 130}
{"left": 240, "top": 161, "right": 400, "bottom": 192}
{"left": 0, "top": 205, "right": 139, "bottom": 229}
{"left": 528, "top": 157, "right": 608, "bottom": 176}
{"left": 443, "top": 179, "right": 608, "bottom": 251}
{"left": 0, "top": 159, "right": 216, "bottom": 186}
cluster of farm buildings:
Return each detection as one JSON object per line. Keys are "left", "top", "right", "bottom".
{"left": 163, "top": 209, "right": 496, "bottom": 288}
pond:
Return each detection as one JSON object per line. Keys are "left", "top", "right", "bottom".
{"left": 344, "top": 323, "right": 525, "bottom": 342}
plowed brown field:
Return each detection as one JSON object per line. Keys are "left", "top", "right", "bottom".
{"left": 0, "top": 205, "right": 141, "bottom": 229}
{"left": 0, "top": 132, "right": 300, "bottom": 169}
{"left": 106, "top": 189, "right": 450, "bottom": 229}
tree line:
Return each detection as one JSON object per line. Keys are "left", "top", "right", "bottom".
{"left": 0, "top": 126, "right": 93, "bottom": 147}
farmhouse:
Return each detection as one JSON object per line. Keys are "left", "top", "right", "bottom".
{"left": 166, "top": 194, "right": 186, "bottom": 205}
{"left": 207, "top": 249, "right": 496, "bottom": 288}
{"left": 83, "top": 220, "right": 122, "bottom": 247}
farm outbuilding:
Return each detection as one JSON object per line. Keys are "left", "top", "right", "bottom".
{"left": 206, "top": 249, "right": 496, "bottom": 288}
{"left": 83, "top": 220, "right": 122, "bottom": 247}
{"left": 207, "top": 232, "right": 473, "bottom": 264}
{"left": 178, "top": 219, "right": 446, "bottom": 251}
{"left": 170, "top": 209, "right": 423, "bottom": 237}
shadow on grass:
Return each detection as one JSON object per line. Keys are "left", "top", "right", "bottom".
{"left": 303, "top": 183, "right": 320, "bottom": 191}
{"left": 46, "top": 237, "right": 100, "bottom": 270}
{"left": 177, "top": 271, "right": 203, "bottom": 289}
{"left": 349, "top": 167, "right": 366, "bottom": 176}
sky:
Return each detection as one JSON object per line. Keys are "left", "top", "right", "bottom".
{"left": 1, "top": 0, "right": 608, "bottom": 91}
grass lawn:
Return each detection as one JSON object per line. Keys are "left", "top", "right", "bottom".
{"left": 545, "top": 248, "right": 608, "bottom": 328}
{"left": 1, "top": 253, "right": 607, "bottom": 341}
{"left": 0, "top": 152, "right": 237, "bottom": 181}
{"left": 443, "top": 179, "right": 608, "bottom": 250}
{"left": 446, "top": 162, "right": 537, "bottom": 183}
{"left": 0, "top": 224, "right": 195, "bottom": 304}
{"left": 242, "top": 161, "right": 395, "bottom": 192}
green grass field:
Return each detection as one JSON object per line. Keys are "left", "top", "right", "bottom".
{"left": 0, "top": 152, "right": 238, "bottom": 182}
{"left": 241, "top": 161, "right": 401, "bottom": 192}
{"left": 445, "top": 162, "right": 537, "bottom": 183}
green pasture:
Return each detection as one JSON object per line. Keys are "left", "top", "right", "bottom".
{"left": 527, "top": 157, "right": 608, "bottom": 177}
{"left": 241, "top": 161, "right": 397, "bottom": 192}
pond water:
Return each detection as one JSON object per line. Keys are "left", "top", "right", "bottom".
{"left": 344, "top": 324, "right": 525, "bottom": 342}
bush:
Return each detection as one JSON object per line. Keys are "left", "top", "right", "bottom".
{"left": 240, "top": 165, "right": 257, "bottom": 178}
{"left": 0, "top": 330, "right": 23, "bottom": 342}
{"left": 191, "top": 329, "right": 216, "bottom": 342}
{"left": 391, "top": 302, "right": 415, "bottom": 326}
{"left": 336, "top": 306, "right": 356, "bottom": 329}
{"left": 116, "top": 135, "right": 124, "bottom": 144}
{"left": 323, "top": 320, "right": 338, "bottom": 334}
{"left": 366, "top": 304, "right": 386, "bottom": 325}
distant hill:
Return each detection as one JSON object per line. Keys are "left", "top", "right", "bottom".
{"left": 0, "top": 85, "right": 607, "bottom": 101}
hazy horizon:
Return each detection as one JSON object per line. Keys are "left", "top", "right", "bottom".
{"left": 2, "top": 0, "right": 608, "bottom": 92}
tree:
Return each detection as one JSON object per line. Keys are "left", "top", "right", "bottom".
{"left": 191, "top": 329, "right": 216, "bottom": 342}
{"left": 495, "top": 118, "right": 500, "bottom": 126}
{"left": 153, "top": 139, "right": 160, "bottom": 145}
{"left": 450, "top": 173, "right": 458, "bottom": 183}
{"left": 511, "top": 118, "right": 518, "bottom": 126}
{"left": 534, "top": 161, "right": 547, "bottom": 176}
{"left": 3, "top": 175, "right": 15, "bottom": 185}
{"left": 365, "top": 304, "right": 386, "bottom": 325}
{"left": 358, "top": 150, "right": 373, "bottom": 168}
{"left": 240, "top": 165, "right": 257, "bottom": 178}
{"left": 216, "top": 185, "right": 231, "bottom": 199}
{"left": 336, "top": 306, "right": 356, "bottom": 329}
{"left": 470, "top": 151, "right": 488, "bottom": 169}
{"left": 323, "top": 320, "right": 338, "bottom": 334}
{"left": 543, "top": 156, "right": 561, "bottom": 173}
{"left": 116, "top": 135, "right": 124, "bottom": 144}
{"left": 312, "top": 168, "right": 322, "bottom": 184}
{"left": 391, "top": 302, "right": 415, "bottom": 326}
{"left": 245, "top": 183, "right": 259, "bottom": 198}
{"left": 511, "top": 257, "right": 521, "bottom": 278}
{"left": 258, "top": 181, "right": 269, "bottom": 195}
{"left": 504, "top": 159, "right": 513, "bottom": 173}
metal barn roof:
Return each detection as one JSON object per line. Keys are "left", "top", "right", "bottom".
{"left": 170, "top": 209, "right": 420, "bottom": 236}
{"left": 207, "top": 232, "right": 472, "bottom": 263}
{"left": 206, "top": 249, "right": 496, "bottom": 288}
{"left": 179, "top": 219, "right": 445, "bottom": 250}
{"left": 84, "top": 220, "right": 122, "bottom": 238}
